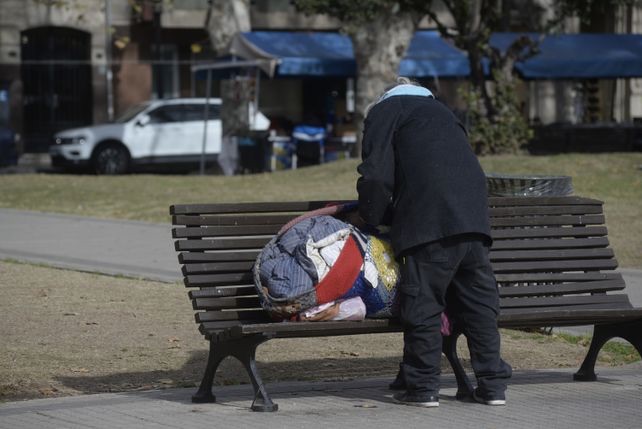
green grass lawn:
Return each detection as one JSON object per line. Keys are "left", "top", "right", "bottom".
{"left": 1, "top": 152, "right": 640, "bottom": 267}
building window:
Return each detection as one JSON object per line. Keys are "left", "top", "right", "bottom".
{"left": 153, "top": 44, "right": 179, "bottom": 99}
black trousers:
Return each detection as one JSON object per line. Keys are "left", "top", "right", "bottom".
{"left": 398, "top": 234, "right": 512, "bottom": 397}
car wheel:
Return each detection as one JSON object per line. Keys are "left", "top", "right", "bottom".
{"left": 93, "top": 144, "right": 130, "bottom": 175}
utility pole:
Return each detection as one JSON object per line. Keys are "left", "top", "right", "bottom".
{"left": 105, "top": 0, "right": 114, "bottom": 121}
{"left": 153, "top": 0, "right": 164, "bottom": 99}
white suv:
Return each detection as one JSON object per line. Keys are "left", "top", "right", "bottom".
{"left": 49, "top": 98, "right": 269, "bottom": 174}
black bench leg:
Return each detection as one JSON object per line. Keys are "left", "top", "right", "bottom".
{"left": 192, "top": 340, "right": 226, "bottom": 403}
{"left": 442, "top": 328, "right": 475, "bottom": 399}
{"left": 193, "top": 335, "right": 278, "bottom": 411}
{"left": 574, "top": 320, "right": 642, "bottom": 381}
{"left": 230, "top": 336, "right": 278, "bottom": 412}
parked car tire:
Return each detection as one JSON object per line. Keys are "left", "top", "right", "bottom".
{"left": 92, "top": 143, "right": 130, "bottom": 175}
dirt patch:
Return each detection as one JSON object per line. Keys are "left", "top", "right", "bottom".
{"left": 0, "top": 261, "right": 636, "bottom": 402}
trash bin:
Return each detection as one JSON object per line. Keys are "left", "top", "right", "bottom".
{"left": 0, "top": 125, "right": 17, "bottom": 167}
{"left": 486, "top": 173, "right": 573, "bottom": 197}
{"left": 292, "top": 125, "right": 326, "bottom": 168}
{"left": 238, "top": 131, "right": 270, "bottom": 174}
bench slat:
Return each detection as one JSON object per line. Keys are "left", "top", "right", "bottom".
{"left": 179, "top": 251, "right": 259, "bottom": 263}
{"left": 490, "top": 214, "right": 604, "bottom": 227}
{"left": 489, "top": 205, "right": 603, "bottom": 217}
{"left": 499, "top": 293, "right": 630, "bottom": 309}
{"left": 171, "top": 197, "right": 603, "bottom": 216}
{"left": 188, "top": 286, "right": 256, "bottom": 299}
{"left": 198, "top": 320, "right": 259, "bottom": 330}
{"left": 174, "top": 213, "right": 606, "bottom": 228}
{"left": 193, "top": 296, "right": 261, "bottom": 311}
{"left": 173, "top": 214, "right": 297, "bottom": 226}
{"left": 173, "top": 225, "right": 282, "bottom": 238}
{"left": 490, "top": 237, "right": 609, "bottom": 250}
{"left": 498, "top": 279, "right": 625, "bottom": 297}
{"left": 184, "top": 273, "right": 253, "bottom": 287}
{"left": 196, "top": 309, "right": 270, "bottom": 323}
{"left": 491, "top": 226, "right": 607, "bottom": 240}
{"left": 491, "top": 258, "right": 618, "bottom": 273}
{"left": 182, "top": 261, "right": 254, "bottom": 275}
{"left": 234, "top": 319, "right": 399, "bottom": 338}
{"left": 487, "top": 196, "right": 602, "bottom": 206}
{"left": 176, "top": 237, "right": 271, "bottom": 251}
{"left": 489, "top": 248, "right": 614, "bottom": 261}
{"left": 495, "top": 272, "right": 622, "bottom": 283}
{"left": 497, "top": 307, "right": 642, "bottom": 327}
{"left": 499, "top": 302, "right": 634, "bottom": 317}
{"left": 171, "top": 201, "right": 335, "bottom": 215}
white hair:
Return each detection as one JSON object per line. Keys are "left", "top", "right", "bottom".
{"left": 364, "top": 76, "right": 422, "bottom": 116}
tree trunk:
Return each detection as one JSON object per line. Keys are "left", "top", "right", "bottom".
{"left": 206, "top": 0, "right": 251, "bottom": 55}
{"left": 205, "top": 1, "right": 252, "bottom": 175}
{"left": 349, "top": 12, "right": 419, "bottom": 157}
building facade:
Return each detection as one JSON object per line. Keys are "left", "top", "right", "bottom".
{"left": 1, "top": 0, "right": 641, "bottom": 155}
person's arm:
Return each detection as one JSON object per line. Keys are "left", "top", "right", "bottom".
{"left": 356, "top": 101, "right": 399, "bottom": 226}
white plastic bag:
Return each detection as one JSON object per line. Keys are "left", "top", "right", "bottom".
{"left": 300, "top": 297, "right": 366, "bottom": 321}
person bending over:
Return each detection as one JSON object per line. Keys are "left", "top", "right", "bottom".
{"left": 356, "top": 77, "right": 512, "bottom": 408}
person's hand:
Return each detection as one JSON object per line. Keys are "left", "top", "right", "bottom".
{"left": 343, "top": 210, "right": 366, "bottom": 229}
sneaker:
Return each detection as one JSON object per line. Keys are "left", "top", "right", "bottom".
{"left": 472, "top": 388, "right": 506, "bottom": 406}
{"left": 392, "top": 392, "right": 439, "bottom": 408}
{"left": 389, "top": 364, "right": 405, "bottom": 390}
{"left": 388, "top": 373, "right": 405, "bottom": 390}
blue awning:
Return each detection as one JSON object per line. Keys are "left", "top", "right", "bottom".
{"left": 226, "top": 30, "right": 469, "bottom": 78}
{"left": 195, "top": 31, "right": 642, "bottom": 80}
{"left": 400, "top": 31, "right": 471, "bottom": 77}
{"left": 490, "top": 33, "right": 642, "bottom": 79}
{"left": 240, "top": 31, "right": 356, "bottom": 77}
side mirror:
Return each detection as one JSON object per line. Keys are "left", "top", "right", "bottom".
{"left": 136, "top": 115, "right": 150, "bottom": 127}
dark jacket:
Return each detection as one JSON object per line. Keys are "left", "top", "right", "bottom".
{"left": 357, "top": 95, "right": 491, "bottom": 256}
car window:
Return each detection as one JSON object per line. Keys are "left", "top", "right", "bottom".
{"left": 147, "top": 105, "right": 185, "bottom": 124}
{"left": 183, "top": 104, "right": 221, "bottom": 121}
{"left": 115, "top": 102, "right": 150, "bottom": 123}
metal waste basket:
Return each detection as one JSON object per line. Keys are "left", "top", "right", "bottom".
{"left": 486, "top": 174, "right": 573, "bottom": 197}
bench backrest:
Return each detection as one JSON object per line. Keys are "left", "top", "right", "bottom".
{"left": 171, "top": 196, "right": 628, "bottom": 339}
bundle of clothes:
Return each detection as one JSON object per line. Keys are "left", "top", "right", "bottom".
{"left": 254, "top": 203, "right": 450, "bottom": 334}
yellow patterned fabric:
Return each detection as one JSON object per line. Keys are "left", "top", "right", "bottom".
{"left": 369, "top": 236, "right": 399, "bottom": 291}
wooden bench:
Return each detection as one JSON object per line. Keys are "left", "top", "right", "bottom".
{"left": 170, "top": 196, "right": 642, "bottom": 412}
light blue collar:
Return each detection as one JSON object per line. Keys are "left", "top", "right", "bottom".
{"left": 378, "top": 84, "right": 434, "bottom": 103}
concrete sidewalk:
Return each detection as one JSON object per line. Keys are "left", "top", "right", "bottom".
{"left": 2, "top": 364, "right": 641, "bottom": 429}
{"left": 0, "top": 208, "right": 179, "bottom": 283}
